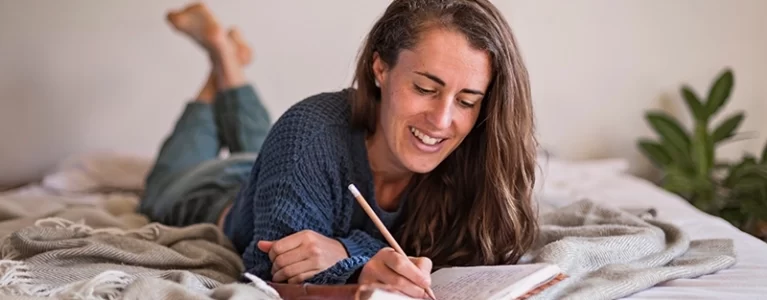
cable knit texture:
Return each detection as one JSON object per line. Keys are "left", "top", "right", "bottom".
{"left": 223, "top": 89, "right": 397, "bottom": 285}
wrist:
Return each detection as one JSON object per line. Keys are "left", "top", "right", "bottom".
{"left": 334, "top": 238, "right": 351, "bottom": 260}
{"left": 336, "top": 236, "right": 372, "bottom": 258}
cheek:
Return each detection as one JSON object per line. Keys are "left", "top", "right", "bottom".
{"left": 383, "top": 87, "right": 419, "bottom": 128}
{"left": 455, "top": 110, "right": 480, "bottom": 139}
{"left": 377, "top": 88, "right": 408, "bottom": 150}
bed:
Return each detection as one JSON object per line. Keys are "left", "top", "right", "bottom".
{"left": 0, "top": 152, "right": 765, "bottom": 299}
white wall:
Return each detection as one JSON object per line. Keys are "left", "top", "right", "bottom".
{"left": 1, "top": 0, "right": 765, "bottom": 187}
{"left": 499, "top": 0, "right": 767, "bottom": 178}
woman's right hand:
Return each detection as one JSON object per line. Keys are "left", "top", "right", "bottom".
{"left": 358, "top": 247, "right": 433, "bottom": 299}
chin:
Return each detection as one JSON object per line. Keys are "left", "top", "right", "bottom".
{"left": 401, "top": 155, "right": 442, "bottom": 174}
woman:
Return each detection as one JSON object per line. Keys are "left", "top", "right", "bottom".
{"left": 224, "top": 0, "right": 538, "bottom": 298}
{"left": 144, "top": 1, "right": 538, "bottom": 299}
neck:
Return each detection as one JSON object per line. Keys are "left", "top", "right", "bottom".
{"left": 366, "top": 132, "right": 413, "bottom": 211}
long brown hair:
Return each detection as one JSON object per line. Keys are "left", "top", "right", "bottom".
{"left": 349, "top": 0, "right": 538, "bottom": 267}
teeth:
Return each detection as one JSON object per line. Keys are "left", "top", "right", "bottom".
{"left": 410, "top": 127, "right": 443, "bottom": 146}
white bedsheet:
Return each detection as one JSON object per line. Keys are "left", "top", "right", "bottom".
{"left": 536, "top": 156, "right": 767, "bottom": 300}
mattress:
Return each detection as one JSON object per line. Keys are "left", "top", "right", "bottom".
{"left": 536, "top": 156, "right": 767, "bottom": 300}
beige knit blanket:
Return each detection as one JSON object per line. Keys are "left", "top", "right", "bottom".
{"left": 0, "top": 217, "right": 284, "bottom": 300}
{"left": 0, "top": 182, "right": 283, "bottom": 300}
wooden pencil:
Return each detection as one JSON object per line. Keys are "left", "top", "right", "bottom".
{"left": 348, "top": 183, "right": 437, "bottom": 300}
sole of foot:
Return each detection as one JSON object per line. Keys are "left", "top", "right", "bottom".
{"left": 228, "top": 27, "right": 252, "bottom": 66}
{"left": 166, "top": 3, "right": 226, "bottom": 50}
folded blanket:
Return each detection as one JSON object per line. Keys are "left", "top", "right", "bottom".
{"left": 0, "top": 218, "right": 280, "bottom": 300}
{"left": 525, "top": 200, "right": 736, "bottom": 300}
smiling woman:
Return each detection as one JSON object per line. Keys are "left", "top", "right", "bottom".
{"left": 365, "top": 27, "right": 491, "bottom": 176}
{"left": 349, "top": 0, "right": 537, "bottom": 268}
{"left": 218, "top": 0, "right": 538, "bottom": 298}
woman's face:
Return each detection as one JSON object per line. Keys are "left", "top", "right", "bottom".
{"left": 372, "top": 27, "right": 492, "bottom": 174}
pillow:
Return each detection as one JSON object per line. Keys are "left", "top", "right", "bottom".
{"left": 41, "top": 152, "right": 154, "bottom": 193}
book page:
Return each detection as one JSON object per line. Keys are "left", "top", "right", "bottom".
{"left": 430, "top": 264, "right": 556, "bottom": 300}
{"left": 361, "top": 289, "right": 420, "bottom": 300}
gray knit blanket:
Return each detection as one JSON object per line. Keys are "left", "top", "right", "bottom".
{"left": 0, "top": 198, "right": 735, "bottom": 299}
{"left": 526, "top": 200, "right": 736, "bottom": 300}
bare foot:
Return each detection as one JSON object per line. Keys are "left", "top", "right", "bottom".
{"left": 228, "top": 27, "right": 253, "bottom": 66}
{"left": 166, "top": 3, "right": 227, "bottom": 51}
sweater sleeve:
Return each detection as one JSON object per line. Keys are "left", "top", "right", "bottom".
{"left": 240, "top": 110, "right": 378, "bottom": 284}
{"left": 304, "top": 228, "right": 389, "bottom": 284}
{"left": 337, "top": 229, "right": 388, "bottom": 259}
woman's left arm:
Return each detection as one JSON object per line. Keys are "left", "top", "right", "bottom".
{"left": 240, "top": 122, "right": 391, "bottom": 284}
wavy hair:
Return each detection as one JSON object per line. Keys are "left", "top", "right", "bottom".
{"left": 349, "top": 0, "right": 538, "bottom": 267}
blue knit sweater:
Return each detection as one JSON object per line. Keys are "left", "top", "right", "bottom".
{"left": 223, "top": 89, "right": 404, "bottom": 284}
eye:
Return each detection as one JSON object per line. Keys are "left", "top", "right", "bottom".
{"left": 414, "top": 84, "right": 435, "bottom": 95}
{"left": 459, "top": 100, "right": 477, "bottom": 108}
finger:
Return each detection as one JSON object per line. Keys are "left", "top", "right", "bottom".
{"left": 384, "top": 253, "right": 431, "bottom": 288}
{"left": 410, "top": 257, "right": 433, "bottom": 283}
{"left": 268, "top": 232, "right": 307, "bottom": 261}
{"left": 257, "top": 241, "right": 273, "bottom": 253}
{"left": 272, "top": 258, "right": 319, "bottom": 283}
{"left": 286, "top": 270, "right": 320, "bottom": 284}
{"left": 376, "top": 262, "right": 427, "bottom": 299}
{"left": 271, "top": 247, "right": 311, "bottom": 274}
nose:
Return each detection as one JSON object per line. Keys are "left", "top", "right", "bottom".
{"left": 426, "top": 97, "right": 452, "bottom": 129}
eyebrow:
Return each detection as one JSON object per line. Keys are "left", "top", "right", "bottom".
{"left": 414, "top": 71, "right": 485, "bottom": 96}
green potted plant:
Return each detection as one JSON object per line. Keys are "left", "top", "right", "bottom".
{"left": 637, "top": 68, "right": 767, "bottom": 239}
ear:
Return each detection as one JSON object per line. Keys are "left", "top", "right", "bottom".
{"left": 372, "top": 52, "right": 389, "bottom": 88}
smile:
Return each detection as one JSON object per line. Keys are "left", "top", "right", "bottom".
{"left": 409, "top": 127, "right": 445, "bottom": 146}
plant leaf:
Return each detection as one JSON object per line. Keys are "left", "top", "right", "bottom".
{"left": 761, "top": 140, "right": 767, "bottom": 164}
{"left": 726, "top": 162, "right": 767, "bottom": 188}
{"left": 712, "top": 130, "right": 756, "bottom": 148}
{"left": 731, "top": 177, "right": 766, "bottom": 194}
{"left": 661, "top": 139, "right": 696, "bottom": 175}
{"left": 724, "top": 159, "right": 753, "bottom": 188}
{"left": 681, "top": 86, "right": 708, "bottom": 122}
{"left": 645, "top": 112, "right": 691, "bottom": 156}
{"left": 691, "top": 124, "right": 714, "bottom": 176}
{"left": 706, "top": 69, "right": 734, "bottom": 116}
{"left": 662, "top": 167, "right": 696, "bottom": 197}
{"left": 711, "top": 112, "right": 744, "bottom": 144}
{"left": 638, "top": 139, "right": 672, "bottom": 167}
{"left": 741, "top": 198, "right": 767, "bottom": 221}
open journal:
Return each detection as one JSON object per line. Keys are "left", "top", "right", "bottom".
{"left": 360, "top": 263, "right": 566, "bottom": 300}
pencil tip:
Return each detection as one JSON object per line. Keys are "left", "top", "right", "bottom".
{"left": 426, "top": 288, "right": 437, "bottom": 300}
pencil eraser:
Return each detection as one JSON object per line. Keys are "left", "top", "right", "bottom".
{"left": 348, "top": 184, "right": 361, "bottom": 197}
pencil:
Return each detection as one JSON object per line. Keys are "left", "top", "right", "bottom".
{"left": 348, "top": 183, "right": 437, "bottom": 300}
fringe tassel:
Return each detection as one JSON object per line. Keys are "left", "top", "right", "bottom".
{"left": 0, "top": 260, "right": 133, "bottom": 299}
{"left": 0, "top": 260, "right": 36, "bottom": 296}
{"left": 47, "top": 270, "right": 133, "bottom": 300}
{"left": 34, "top": 218, "right": 160, "bottom": 241}
{"left": 0, "top": 236, "right": 20, "bottom": 260}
